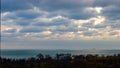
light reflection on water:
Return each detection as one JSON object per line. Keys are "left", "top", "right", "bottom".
{"left": 1, "top": 49, "right": 120, "bottom": 59}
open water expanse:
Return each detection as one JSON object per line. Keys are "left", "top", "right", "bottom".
{"left": 1, "top": 49, "right": 120, "bottom": 59}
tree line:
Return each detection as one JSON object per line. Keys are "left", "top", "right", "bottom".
{"left": 1, "top": 53, "right": 120, "bottom": 68}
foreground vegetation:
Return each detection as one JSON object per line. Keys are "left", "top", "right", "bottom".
{"left": 1, "top": 54, "right": 120, "bottom": 68}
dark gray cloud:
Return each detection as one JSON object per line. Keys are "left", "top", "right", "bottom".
{"left": 54, "top": 27, "right": 78, "bottom": 33}
{"left": 93, "top": 0, "right": 120, "bottom": 7}
{"left": 16, "top": 20, "right": 31, "bottom": 26}
{"left": 1, "top": 12, "right": 18, "bottom": 21}
{"left": 1, "top": 0, "right": 32, "bottom": 12}
{"left": 1, "top": 0, "right": 95, "bottom": 19}
{"left": 15, "top": 11, "right": 40, "bottom": 19}
{"left": 1, "top": 0, "right": 94, "bottom": 12}
{"left": 2, "top": 0, "right": 120, "bottom": 20}
{"left": 83, "top": 31, "right": 98, "bottom": 36}
{"left": 33, "top": 0, "right": 94, "bottom": 11}
{"left": 110, "top": 23, "right": 120, "bottom": 29}
{"left": 93, "top": 24, "right": 106, "bottom": 28}
{"left": 1, "top": 33, "right": 24, "bottom": 37}
{"left": 102, "top": 6, "right": 120, "bottom": 20}
{"left": 100, "top": 20, "right": 120, "bottom": 29}
{"left": 62, "top": 9, "right": 96, "bottom": 19}
{"left": 78, "top": 27, "right": 88, "bottom": 31}
{"left": 33, "top": 18, "right": 70, "bottom": 26}
{"left": 82, "top": 22, "right": 94, "bottom": 28}
{"left": 3, "top": 29, "right": 17, "bottom": 33}
{"left": 20, "top": 27, "right": 43, "bottom": 33}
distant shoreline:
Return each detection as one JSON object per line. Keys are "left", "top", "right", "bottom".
{"left": 1, "top": 49, "right": 120, "bottom": 59}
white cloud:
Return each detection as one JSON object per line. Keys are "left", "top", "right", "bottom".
{"left": 1, "top": 0, "right": 120, "bottom": 41}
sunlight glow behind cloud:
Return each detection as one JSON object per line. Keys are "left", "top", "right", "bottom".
{"left": 1, "top": 0, "right": 120, "bottom": 49}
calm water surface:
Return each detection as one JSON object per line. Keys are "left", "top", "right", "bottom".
{"left": 1, "top": 49, "right": 120, "bottom": 59}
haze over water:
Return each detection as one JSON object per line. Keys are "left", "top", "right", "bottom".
{"left": 1, "top": 49, "right": 120, "bottom": 59}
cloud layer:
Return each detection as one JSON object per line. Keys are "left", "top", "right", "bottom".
{"left": 1, "top": 0, "right": 120, "bottom": 49}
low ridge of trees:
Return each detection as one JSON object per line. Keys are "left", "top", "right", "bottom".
{"left": 1, "top": 54, "right": 120, "bottom": 68}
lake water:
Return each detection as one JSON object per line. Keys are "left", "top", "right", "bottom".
{"left": 1, "top": 49, "right": 120, "bottom": 59}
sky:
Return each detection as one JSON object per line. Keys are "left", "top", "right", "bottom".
{"left": 1, "top": 0, "right": 120, "bottom": 49}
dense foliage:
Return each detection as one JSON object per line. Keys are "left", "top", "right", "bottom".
{"left": 1, "top": 54, "right": 120, "bottom": 68}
